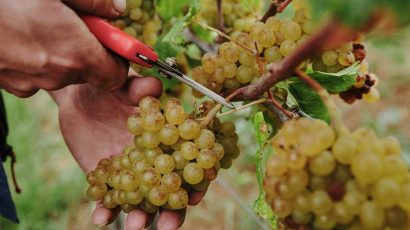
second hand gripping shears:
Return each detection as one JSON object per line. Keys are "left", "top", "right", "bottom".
{"left": 80, "top": 15, "right": 234, "bottom": 109}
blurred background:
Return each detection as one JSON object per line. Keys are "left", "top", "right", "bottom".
{"left": 0, "top": 23, "right": 410, "bottom": 230}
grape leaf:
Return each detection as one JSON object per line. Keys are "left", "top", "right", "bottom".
{"left": 162, "top": 0, "right": 199, "bottom": 44}
{"left": 156, "top": 0, "right": 190, "bottom": 20}
{"left": 252, "top": 112, "right": 277, "bottom": 228}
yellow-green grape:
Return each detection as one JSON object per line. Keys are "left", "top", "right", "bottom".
{"left": 183, "top": 163, "right": 204, "bottom": 184}
{"left": 219, "top": 42, "right": 240, "bottom": 63}
{"left": 258, "top": 28, "right": 276, "bottom": 47}
{"left": 314, "top": 213, "right": 337, "bottom": 230}
{"left": 180, "top": 142, "right": 200, "bottom": 160}
{"left": 279, "top": 40, "right": 297, "bottom": 57}
{"left": 121, "top": 204, "right": 138, "bottom": 213}
{"left": 338, "top": 52, "right": 355, "bottom": 66}
{"left": 302, "top": 21, "right": 316, "bottom": 34}
{"left": 332, "top": 202, "right": 354, "bottom": 225}
{"left": 383, "top": 155, "right": 408, "bottom": 183}
{"left": 134, "top": 135, "right": 143, "bottom": 147}
{"left": 127, "top": 114, "right": 144, "bottom": 135}
{"left": 108, "top": 170, "right": 121, "bottom": 188}
{"left": 363, "top": 88, "right": 380, "bottom": 103}
{"left": 223, "top": 63, "right": 237, "bottom": 79}
{"left": 167, "top": 188, "right": 189, "bottom": 210}
{"left": 210, "top": 68, "right": 224, "bottom": 84}
{"left": 120, "top": 155, "right": 132, "bottom": 169}
{"left": 281, "top": 20, "right": 302, "bottom": 41}
{"left": 342, "top": 189, "right": 366, "bottom": 215}
{"left": 191, "top": 179, "right": 210, "bottom": 192}
{"left": 224, "top": 78, "right": 241, "bottom": 90}
{"left": 178, "top": 119, "right": 201, "bottom": 140}
{"left": 160, "top": 172, "right": 181, "bottom": 192}
{"left": 332, "top": 135, "right": 357, "bottom": 164}
{"left": 123, "top": 26, "right": 137, "bottom": 37}
{"left": 266, "top": 17, "right": 281, "bottom": 31}
{"left": 158, "top": 124, "right": 179, "bottom": 146}
{"left": 372, "top": 178, "right": 400, "bottom": 208}
{"left": 103, "top": 191, "right": 117, "bottom": 209}
{"left": 165, "top": 106, "right": 186, "bottom": 125}
{"left": 148, "top": 186, "right": 168, "bottom": 206}
{"left": 278, "top": 182, "right": 298, "bottom": 200}
{"left": 194, "top": 129, "right": 215, "bottom": 149}
{"left": 171, "top": 138, "right": 185, "bottom": 151}
{"left": 119, "top": 170, "right": 139, "bottom": 191}
{"left": 154, "top": 154, "right": 175, "bottom": 174}
{"left": 126, "top": 191, "right": 144, "bottom": 205}
{"left": 132, "top": 160, "right": 150, "bottom": 175}
{"left": 308, "top": 150, "right": 336, "bottom": 176}
{"left": 250, "top": 21, "right": 266, "bottom": 39}
{"left": 239, "top": 52, "right": 255, "bottom": 66}
{"left": 264, "top": 46, "right": 283, "bottom": 63}
{"left": 196, "top": 149, "right": 217, "bottom": 169}
{"left": 322, "top": 50, "right": 338, "bottom": 66}
{"left": 128, "top": 148, "right": 145, "bottom": 163}
{"left": 351, "top": 153, "right": 384, "bottom": 185}
{"left": 382, "top": 136, "right": 402, "bottom": 155}
{"left": 210, "top": 143, "right": 225, "bottom": 161}
{"left": 287, "top": 150, "right": 307, "bottom": 170}
{"left": 87, "top": 183, "right": 108, "bottom": 201}
{"left": 141, "top": 167, "right": 161, "bottom": 187}
{"left": 144, "top": 147, "right": 163, "bottom": 165}
{"left": 359, "top": 201, "right": 385, "bottom": 229}
{"left": 202, "top": 53, "right": 217, "bottom": 74}
{"left": 292, "top": 210, "right": 313, "bottom": 225}
{"left": 117, "top": 190, "right": 128, "bottom": 205}
{"left": 141, "top": 131, "right": 160, "bottom": 149}
{"left": 293, "top": 191, "right": 311, "bottom": 213}
{"left": 270, "top": 198, "right": 292, "bottom": 218}
{"left": 287, "top": 170, "right": 309, "bottom": 194}
{"left": 95, "top": 167, "right": 109, "bottom": 183}
{"left": 310, "top": 190, "right": 333, "bottom": 215}
{"left": 236, "top": 65, "right": 254, "bottom": 84}
{"left": 139, "top": 96, "right": 161, "bottom": 114}
{"left": 266, "top": 154, "right": 288, "bottom": 176}
{"left": 141, "top": 111, "right": 165, "bottom": 132}
{"left": 87, "top": 171, "right": 99, "bottom": 184}
{"left": 385, "top": 207, "right": 408, "bottom": 228}
{"left": 171, "top": 151, "right": 189, "bottom": 169}
{"left": 140, "top": 200, "right": 159, "bottom": 214}
{"left": 312, "top": 59, "right": 327, "bottom": 72}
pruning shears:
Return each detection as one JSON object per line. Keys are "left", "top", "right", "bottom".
{"left": 80, "top": 15, "right": 234, "bottom": 109}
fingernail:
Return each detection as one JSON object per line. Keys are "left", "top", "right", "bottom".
{"left": 113, "top": 0, "right": 127, "bottom": 13}
{"left": 96, "top": 220, "right": 109, "bottom": 227}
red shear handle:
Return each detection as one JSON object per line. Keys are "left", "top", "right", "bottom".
{"left": 80, "top": 15, "right": 158, "bottom": 68}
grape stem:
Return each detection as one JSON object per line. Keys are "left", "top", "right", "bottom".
{"left": 217, "top": 98, "right": 267, "bottom": 118}
{"left": 215, "top": 0, "right": 226, "bottom": 43}
{"left": 260, "top": 0, "right": 290, "bottom": 22}
{"left": 294, "top": 70, "right": 344, "bottom": 135}
{"left": 277, "top": 0, "right": 293, "bottom": 13}
{"left": 267, "top": 90, "right": 295, "bottom": 119}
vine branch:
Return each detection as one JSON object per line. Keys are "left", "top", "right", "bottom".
{"left": 261, "top": 0, "right": 292, "bottom": 22}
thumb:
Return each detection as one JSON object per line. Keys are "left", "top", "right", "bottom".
{"left": 113, "top": 76, "right": 163, "bottom": 106}
{"left": 62, "top": 0, "right": 127, "bottom": 18}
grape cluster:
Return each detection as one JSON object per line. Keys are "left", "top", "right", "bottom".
{"left": 86, "top": 97, "right": 240, "bottom": 213}
{"left": 112, "top": 0, "right": 161, "bottom": 46}
{"left": 263, "top": 118, "right": 410, "bottom": 230}
{"left": 198, "top": 0, "right": 261, "bottom": 34}
{"left": 192, "top": 6, "right": 314, "bottom": 96}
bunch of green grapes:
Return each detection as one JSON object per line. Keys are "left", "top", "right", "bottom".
{"left": 86, "top": 96, "right": 240, "bottom": 213}
{"left": 112, "top": 0, "right": 161, "bottom": 46}
{"left": 198, "top": 0, "right": 262, "bottom": 34}
{"left": 263, "top": 118, "right": 410, "bottom": 230}
{"left": 192, "top": 8, "right": 315, "bottom": 96}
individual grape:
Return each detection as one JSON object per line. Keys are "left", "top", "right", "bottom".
{"left": 322, "top": 50, "right": 338, "bottom": 66}
{"left": 280, "top": 40, "right": 297, "bottom": 57}
{"left": 154, "top": 154, "right": 175, "bottom": 174}
{"left": 103, "top": 191, "right": 117, "bottom": 209}
{"left": 271, "top": 198, "right": 292, "bottom": 218}
{"left": 194, "top": 129, "right": 215, "bottom": 149}
{"left": 281, "top": 20, "right": 302, "bottom": 41}
{"left": 202, "top": 53, "right": 217, "bottom": 74}
{"left": 178, "top": 119, "right": 201, "bottom": 140}
{"left": 128, "top": 148, "right": 145, "bottom": 163}
{"left": 158, "top": 124, "right": 179, "bottom": 146}
{"left": 183, "top": 163, "right": 204, "bottom": 184}
{"left": 167, "top": 188, "right": 189, "bottom": 210}
{"left": 359, "top": 201, "right": 385, "bottom": 229}
{"left": 171, "top": 151, "right": 188, "bottom": 170}
{"left": 266, "top": 154, "right": 288, "bottom": 176}
{"left": 351, "top": 153, "right": 384, "bottom": 185}
{"left": 383, "top": 155, "right": 408, "bottom": 183}
{"left": 87, "top": 171, "right": 99, "bottom": 184}
{"left": 144, "top": 147, "right": 163, "bottom": 165}
{"left": 342, "top": 190, "right": 366, "bottom": 215}
{"left": 310, "top": 190, "right": 333, "bottom": 215}
{"left": 236, "top": 65, "right": 254, "bottom": 84}
{"left": 95, "top": 167, "right": 110, "bottom": 183}
{"left": 148, "top": 186, "right": 168, "bottom": 206}
{"left": 180, "top": 142, "right": 200, "bottom": 160}
{"left": 266, "top": 17, "right": 281, "bottom": 31}
{"left": 287, "top": 170, "right": 309, "bottom": 194}
{"left": 141, "top": 167, "right": 161, "bottom": 187}
{"left": 308, "top": 150, "right": 336, "bottom": 176}
{"left": 210, "top": 143, "right": 225, "bottom": 161}
{"left": 123, "top": 26, "right": 137, "bottom": 37}
{"left": 239, "top": 52, "right": 255, "bottom": 66}
{"left": 160, "top": 172, "right": 181, "bottom": 192}
{"left": 223, "top": 63, "right": 237, "bottom": 79}
{"left": 127, "top": 114, "right": 144, "bottom": 135}
{"left": 141, "top": 131, "right": 161, "bottom": 149}
{"left": 338, "top": 52, "right": 355, "bottom": 66}
{"left": 264, "top": 46, "right": 283, "bottom": 63}
{"left": 117, "top": 190, "right": 127, "bottom": 205}
{"left": 372, "top": 178, "right": 400, "bottom": 208}
{"left": 141, "top": 111, "right": 165, "bottom": 132}
{"left": 258, "top": 28, "right": 276, "bottom": 47}
{"left": 224, "top": 78, "right": 241, "bottom": 90}
{"left": 165, "top": 106, "right": 186, "bottom": 125}
{"left": 87, "top": 183, "right": 108, "bottom": 201}
{"left": 293, "top": 191, "right": 311, "bottom": 213}
{"left": 363, "top": 87, "right": 380, "bottom": 103}
{"left": 291, "top": 210, "right": 312, "bottom": 225}
{"left": 382, "top": 136, "right": 402, "bottom": 155}
{"left": 139, "top": 96, "right": 161, "bottom": 114}
{"left": 197, "top": 149, "right": 217, "bottom": 169}
{"left": 249, "top": 22, "right": 266, "bottom": 39}
{"left": 332, "top": 202, "right": 353, "bottom": 224}
{"left": 385, "top": 207, "right": 408, "bottom": 228}
{"left": 332, "top": 135, "right": 357, "bottom": 164}
{"left": 120, "top": 155, "right": 132, "bottom": 170}
{"left": 126, "top": 191, "right": 144, "bottom": 205}
{"left": 219, "top": 42, "right": 240, "bottom": 63}
{"left": 140, "top": 200, "right": 159, "bottom": 214}
{"left": 287, "top": 150, "right": 307, "bottom": 170}
{"left": 132, "top": 160, "right": 150, "bottom": 176}
{"left": 220, "top": 121, "right": 236, "bottom": 136}
{"left": 314, "top": 213, "right": 337, "bottom": 230}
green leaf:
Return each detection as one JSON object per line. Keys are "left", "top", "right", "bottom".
{"left": 162, "top": 0, "right": 200, "bottom": 44}
{"left": 156, "top": 0, "right": 190, "bottom": 21}
{"left": 191, "top": 24, "right": 216, "bottom": 43}
{"left": 186, "top": 44, "right": 202, "bottom": 60}
{"left": 252, "top": 112, "right": 277, "bottom": 228}
{"left": 306, "top": 63, "right": 360, "bottom": 93}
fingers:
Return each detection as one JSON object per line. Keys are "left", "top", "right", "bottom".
{"left": 92, "top": 202, "right": 121, "bottom": 226}
{"left": 113, "top": 76, "right": 163, "bottom": 106}
{"left": 63, "top": 0, "right": 126, "bottom": 18}
{"left": 157, "top": 209, "right": 186, "bottom": 230}
{"left": 188, "top": 191, "right": 207, "bottom": 206}
{"left": 125, "top": 209, "right": 154, "bottom": 230}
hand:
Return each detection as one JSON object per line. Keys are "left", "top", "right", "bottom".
{"left": 0, "top": 0, "right": 128, "bottom": 98}
{"left": 50, "top": 76, "right": 206, "bottom": 229}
